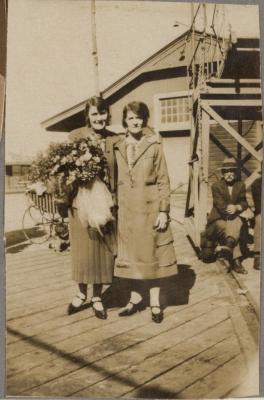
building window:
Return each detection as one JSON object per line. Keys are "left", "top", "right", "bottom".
{"left": 12, "top": 165, "right": 22, "bottom": 175}
{"left": 160, "top": 97, "right": 190, "bottom": 124}
{"left": 154, "top": 91, "right": 191, "bottom": 132}
{"left": 6, "top": 165, "right": 12, "bottom": 176}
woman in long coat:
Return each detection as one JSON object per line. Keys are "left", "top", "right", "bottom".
{"left": 67, "top": 96, "right": 119, "bottom": 319}
{"left": 114, "top": 101, "right": 177, "bottom": 323}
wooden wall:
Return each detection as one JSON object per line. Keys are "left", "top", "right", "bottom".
{"left": 209, "top": 121, "right": 262, "bottom": 185}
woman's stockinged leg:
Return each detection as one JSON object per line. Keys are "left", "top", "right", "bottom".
{"left": 150, "top": 286, "right": 163, "bottom": 323}
{"left": 92, "top": 283, "right": 107, "bottom": 320}
{"left": 78, "top": 283, "right": 87, "bottom": 297}
{"left": 130, "top": 290, "right": 142, "bottom": 304}
{"left": 149, "top": 286, "right": 160, "bottom": 308}
{"left": 118, "top": 288, "right": 143, "bottom": 317}
{"left": 92, "top": 283, "right": 104, "bottom": 311}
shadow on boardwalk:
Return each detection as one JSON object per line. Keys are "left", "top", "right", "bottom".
{"left": 102, "top": 265, "right": 196, "bottom": 310}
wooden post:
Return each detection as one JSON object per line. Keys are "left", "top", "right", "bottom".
{"left": 191, "top": 2, "right": 195, "bottom": 88}
{"left": 185, "top": 2, "right": 196, "bottom": 215}
{"left": 237, "top": 116, "right": 242, "bottom": 180}
{"left": 202, "top": 3, "right": 207, "bottom": 79}
{"left": 0, "top": 0, "right": 6, "bottom": 140}
{"left": 91, "top": 0, "right": 100, "bottom": 95}
{"left": 199, "top": 107, "right": 210, "bottom": 232}
{"left": 193, "top": 155, "right": 200, "bottom": 246}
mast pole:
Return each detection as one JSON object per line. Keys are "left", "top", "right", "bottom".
{"left": 91, "top": 0, "right": 100, "bottom": 95}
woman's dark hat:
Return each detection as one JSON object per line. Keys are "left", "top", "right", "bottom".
{"left": 221, "top": 157, "right": 238, "bottom": 170}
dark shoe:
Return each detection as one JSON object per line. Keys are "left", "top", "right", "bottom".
{"left": 67, "top": 292, "right": 89, "bottom": 315}
{"left": 92, "top": 297, "right": 107, "bottom": 320}
{"left": 118, "top": 301, "right": 143, "bottom": 317}
{"left": 151, "top": 306, "right": 163, "bottom": 324}
{"left": 232, "top": 259, "right": 248, "bottom": 274}
{"left": 253, "top": 255, "right": 261, "bottom": 270}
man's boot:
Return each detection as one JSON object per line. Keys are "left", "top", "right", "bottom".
{"left": 217, "top": 236, "right": 236, "bottom": 271}
{"left": 233, "top": 258, "right": 248, "bottom": 274}
{"left": 253, "top": 254, "right": 261, "bottom": 270}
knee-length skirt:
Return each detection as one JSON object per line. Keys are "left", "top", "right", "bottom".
{"left": 69, "top": 209, "right": 115, "bottom": 284}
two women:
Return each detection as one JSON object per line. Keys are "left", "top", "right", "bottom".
{"left": 67, "top": 97, "right": 177, "bottom": 323}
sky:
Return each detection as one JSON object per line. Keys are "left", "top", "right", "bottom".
{"left": 5, "top": 0, "right": 260, "bottom": 162}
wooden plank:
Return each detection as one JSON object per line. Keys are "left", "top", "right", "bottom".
{"left": 7, "top": 267, "right": 71, "bottom": 291}
{"left": 123, "top": 334, "right": 241, "bottom": 399}
{"left": 16, "top": 306, "right": 229, "bottom": 397}
{"left": 245, "top": 168, "right": 262, "bottom": 189}
{"left": 205, "top": 87, "right": 262, "bottom": 94}
{"left": 6, "top": 268, "right": 71, "bottom": 296}
{"left": 7, "top": 287, "right": 76, "bottom": 316}
{"left": 207, "top": 78, "right": 261, "bottom": 85}
{"left": 214, "top": 264, "right": 259, "bottom": 369}
{"left": 75, "top": 319, "right": 233, "bottom": 399}
{"left": 178, "top": 354, "right": 247, "bottom": 399}
{"left": 7, "top": 281, "right": 219, "bottom": 362}
{"left": 237, "top": 48, "right": 260, "bottom": 52}
{"left": 202, "top": 103, "right": 263, "bottom": 162}
{"left": 6, "top": 249, "right": 63, "bottom": 263}
{"left": 6, "top": 255, "right": 69, "bottom": 274}
{"left": 7, "top": 280, "right": 73, "bottom": 305}
{"left": 7, "top": 289, "right": 220, "bottom": 380}
{"left": 205, "top": 99, "right": 262, "bottom": 107}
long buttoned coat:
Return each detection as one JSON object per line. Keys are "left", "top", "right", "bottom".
{"left": 68, "top": 126, "right": 120, "bottom": 284}
{"left": 114, "top": 127, "right": 177, "bottom": 280}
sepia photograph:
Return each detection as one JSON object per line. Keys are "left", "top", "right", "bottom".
{"left": 3, "top": 0, "right": 263, "bottom": 398}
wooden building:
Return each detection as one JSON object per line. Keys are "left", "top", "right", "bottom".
{"left": 5, "top": 156, "right": 31, "bottom": 192}
{"left": 42, "top": 29, "right": 262, "bottom": 247}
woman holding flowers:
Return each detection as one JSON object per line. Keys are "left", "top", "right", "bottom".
{"left": 66, "top": 96, "right": 120, "bottom": 319}
{"left": 114, "top": 101, "right": 177, "bottom": 323}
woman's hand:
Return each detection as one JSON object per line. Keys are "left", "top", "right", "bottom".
{"left": 154, "top": 212, "right": 169, "bottom": 231}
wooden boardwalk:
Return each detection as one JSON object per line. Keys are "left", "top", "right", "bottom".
{"left": 5, "top": 222, "right": 260, "bottom": 399}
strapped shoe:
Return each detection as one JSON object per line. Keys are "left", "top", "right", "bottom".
{"left": 67, "top": 292, "right": 89, "bottom": 315}
{"left": 92, "top": 297, "right": 107, "bottom": 320}
{"left": 151, "top": 306, "right": 164, "bottom": 324}
{"left": 118, "top": 301, "right": 143, "bottom": 317}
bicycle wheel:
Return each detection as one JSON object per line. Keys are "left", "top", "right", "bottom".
{"left": 22, "top": 205, "right": 52, "bottom": 244}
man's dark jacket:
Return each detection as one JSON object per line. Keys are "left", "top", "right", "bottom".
{"left": 207, "top": 179, "right": 248, "bottom": 224}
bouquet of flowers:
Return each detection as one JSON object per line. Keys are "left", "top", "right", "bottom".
{"left": 29, "top": 137, "right": 114, "bottom": 234}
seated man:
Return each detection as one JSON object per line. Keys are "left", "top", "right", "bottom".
{"left": 205, "top": 157, "right": 248, "bottom": 274}
{"left": 251, "top": 170, "right": 262, "bottom": 270}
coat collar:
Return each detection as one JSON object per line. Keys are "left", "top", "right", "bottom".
{"left": 220, "top": 178, "right": 240, "bottom": 202}
{"left": 114, "top": 127, "right": 159, "bottom": 167}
